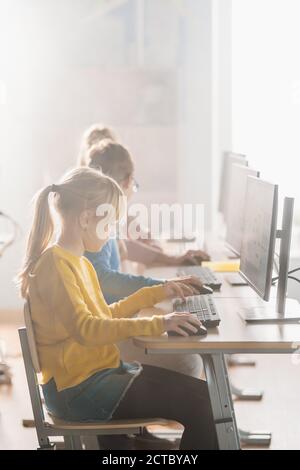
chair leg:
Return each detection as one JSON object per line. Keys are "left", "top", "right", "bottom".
{"left": 37, "top": 435, "right": 56, "bottom": 450}
{"left": 64, "top": 435, "right": 83, "bottom": 450}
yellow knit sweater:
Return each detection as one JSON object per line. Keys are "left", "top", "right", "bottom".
{"left": 28, "top": 245, "right": 165, "bottom": 391}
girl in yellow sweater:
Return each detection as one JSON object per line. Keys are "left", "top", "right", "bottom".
{"left": 18, "top": 167, "right": 217, "bottom": 450}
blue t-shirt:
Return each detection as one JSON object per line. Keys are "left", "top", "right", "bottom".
{"left": 85, "top": 239, "right": 163, "bottom": 304}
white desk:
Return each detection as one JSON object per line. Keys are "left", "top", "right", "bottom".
{"left": 132, "top": 241, "right": 300, "bottom": 449}
{"left": 143, "top": 265, "right": 279, "bottom": 299}
{"left": 134, "top": 297, "right": 300, "bottom": 450}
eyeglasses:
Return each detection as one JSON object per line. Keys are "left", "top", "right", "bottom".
{"left": 132, "top": 178, "right": 140, "bottom": 193}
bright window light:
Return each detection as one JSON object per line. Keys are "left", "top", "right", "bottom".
{"left": 232, "top": 0, "right": 300, "bottom": 223}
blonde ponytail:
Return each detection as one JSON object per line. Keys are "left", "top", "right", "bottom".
{"left": 17, "top": 185, "right": 54, "bottom": 298}
{"left": 17, "top": 167, "right": 124, "bottom": 298}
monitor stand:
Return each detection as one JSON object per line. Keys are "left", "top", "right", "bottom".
{"left": 240, "top": 298, "right": 300, "bottom": 323}
{"left": 226, "top": 273, "right": 248, "bottom": 287}
{"left": 240, "top": 198, "right": 300, "bottom": 324}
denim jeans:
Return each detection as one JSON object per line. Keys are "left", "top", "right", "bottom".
{"left": 42, "top": 362, "right": 141, "bottom": 422}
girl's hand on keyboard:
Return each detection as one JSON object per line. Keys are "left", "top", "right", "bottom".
{"left": 162, "top": 313, "right": 202, "bottom": 337}
{"left": 185, "top": 249, "right": 211, "bottom": 262}
{"left": 173, "top": 249, "right": 211, "bottom": 266}
{"left": 173, "top": 275, "right": 204, "bottom": 294}
{"left": 164, "top": 281, "right": 196, "bottom": 300}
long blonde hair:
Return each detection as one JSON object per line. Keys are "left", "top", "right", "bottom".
{"left": 78, "top": 124, "right": 116, "bottom": 167}
{"left": 17, "top": 167, "right": 123, "bottom": 298}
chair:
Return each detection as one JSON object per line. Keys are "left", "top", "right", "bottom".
{"left": 19, "top": 301, "right": 168, "bottom": 450}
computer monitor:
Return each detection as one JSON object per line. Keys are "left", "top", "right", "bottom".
{"left": 239, "top": 176, "right": 278, "bottom": 301}
{"left": 239, "top": 177, "right": 300, "bottom": 322}
{"left": 218, "top": 152, "right": 248, "bottom": 218}
{"left": 226, "top": 165, "right": 260, "bottom": 257}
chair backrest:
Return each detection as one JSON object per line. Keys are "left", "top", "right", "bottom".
{"left": 19, "top": 301, "right": 45, "bottom": 430}
{"left": 23, "top": 300, "right": 41, "bottom": 373}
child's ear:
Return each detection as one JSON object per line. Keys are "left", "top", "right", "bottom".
{"left": 79, "top": 210, "right": 89, "bottom": 231}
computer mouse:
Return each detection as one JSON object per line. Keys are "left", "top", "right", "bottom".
{"left": 200, "top": 285, "right": 214, "bottom": 295}
{"left": 195, "top": 324, "right": 208, "bottom": 336}
{"left": 168, "top": 323, "right": 208, "bottom": 337}
{"left": 184, "top": 283, "right": 213, "bottom": 296}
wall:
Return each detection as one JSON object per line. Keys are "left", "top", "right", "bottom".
{"left": 0, "top": 0, "right": 232, "bottom": 310}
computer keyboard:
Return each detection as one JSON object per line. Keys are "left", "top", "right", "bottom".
{"left": 178, "top": 266, "right": 222, "bottom": 291}
{"left": 173, "top": 294, "right": 221, "bottom": 328}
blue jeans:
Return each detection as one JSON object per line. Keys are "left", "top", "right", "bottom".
{"left": 42, "top": 362, "right": 141, "bottom": 422}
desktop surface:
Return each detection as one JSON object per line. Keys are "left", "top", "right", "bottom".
{"left": 134, "top": 296, "right": 300, "bottom": 354}
{"left": 143, "top": 264, "right": 278, "bottom": 299}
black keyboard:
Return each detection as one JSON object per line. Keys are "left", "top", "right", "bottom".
{"left": 173, "top": 295, "right": 221, "bottom": 328}
{"left": 178, "top": 267, "right": 222, "bottom": 291}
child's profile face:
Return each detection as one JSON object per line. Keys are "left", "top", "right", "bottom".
{"left": 81, "top": 209, "right": 116, "bottom": 252}
{"left": 80, "top": 210, "right": 107, "bottom": 252}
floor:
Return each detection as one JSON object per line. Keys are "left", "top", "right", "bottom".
{"left": 1, "top": 320, "right": 300, "bottom": 450}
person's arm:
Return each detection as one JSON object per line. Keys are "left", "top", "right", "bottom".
{"left": 125, "top": 240, "right": 210, "bottom": 266}
{"left": 109, "top": 284, "right": 167, "bottom": 319}
{"left": 85, "top": 242, "right": 163, "bottom": 304}
{"left": 38, "top": 255, "right": 165, "bottom": 347}
{"left": 124, "top": 239, "right": 175, "bottom": 265}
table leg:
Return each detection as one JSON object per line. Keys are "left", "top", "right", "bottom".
{"left": 202, "top": 353, "right": 240, "bottom": 450}
{"left": 239, "top": 428, "right": 272, "bottom": 447}
{"left": 231, "top": 383, "right": 263, "bottom": 401}
{"left": 227, "top": 355, "right": 256, "bottom": 367}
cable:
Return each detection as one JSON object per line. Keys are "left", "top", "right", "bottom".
{"left": 273, "top": 275, "right": 300, "bottom": 285}
{"left": 287, "top": 267, "right": 300, "bottom": 276}
{"left": 272, "top": 266, "right": 300, "bottom": 283}
{"left": 287, "top": 276, "right": 300, "bottom": 285}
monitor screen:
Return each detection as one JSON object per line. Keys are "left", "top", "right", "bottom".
{"left": 219, "top": 152, "right": 248, "bottom": 219}
{"left": 226, "top": 165, "right": 260, "bottom": 256}
{"left": 239, "top": 176, "right": 278, "bottom": 301}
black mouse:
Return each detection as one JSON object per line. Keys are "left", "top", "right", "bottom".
{"left": 185, "top": 284, "right": 213, "bottom": 295}
{"left": 199, "top": 285, "right": 214, "bottom": 295}
{"left": 168, "top": 323, "right": 208, "bottom": 337}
